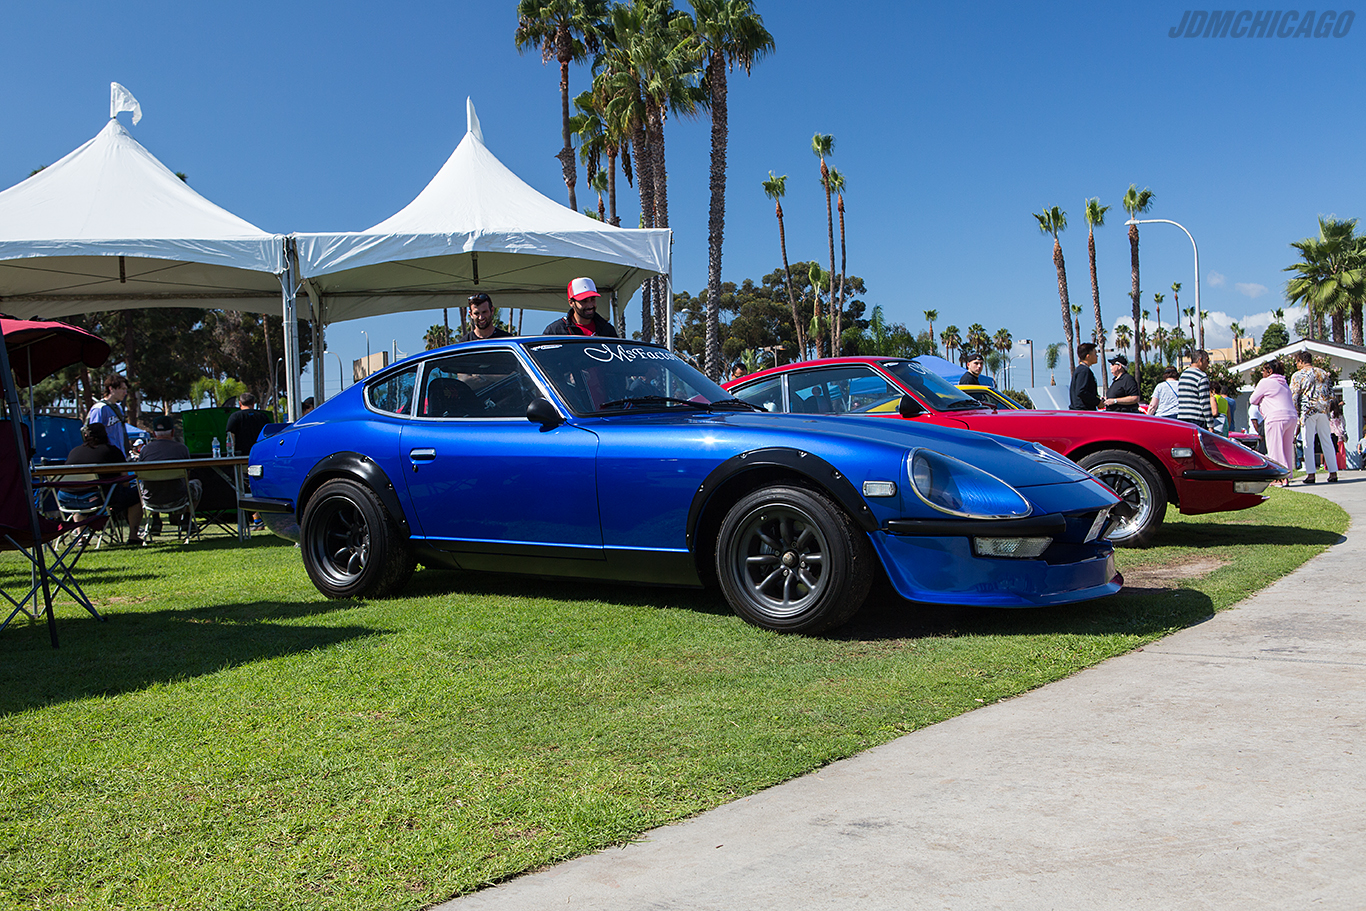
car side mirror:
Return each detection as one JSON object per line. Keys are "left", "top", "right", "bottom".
{"left": 527, "top": 397, "right": 564, "bottom": 431}
{"left": 897, "top": 395, "right": 925, "bottom": 418}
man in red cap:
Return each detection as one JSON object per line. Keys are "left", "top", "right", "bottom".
{"left": 544, "top": 277, "right": 618, "bottom": 337}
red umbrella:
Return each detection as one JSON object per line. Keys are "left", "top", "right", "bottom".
{"left": 1, "top": 316, "right": 110, "bottom": 387}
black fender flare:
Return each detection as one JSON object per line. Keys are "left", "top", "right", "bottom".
{"left": 299, "top": 451, "right": 412, "bottom": 538}
{"left": 685, "top": 447, "right": 878, "bottom": 550}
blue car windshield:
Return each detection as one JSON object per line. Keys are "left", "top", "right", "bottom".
{"left": 883, "top": 360, "right": 985, "bottom": 411}
{"left": 526, "top": 341, "right": 739, "bottom": 415}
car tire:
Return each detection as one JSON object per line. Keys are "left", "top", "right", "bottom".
{"left": 1077, "top": 449, "right": 1167, "bottom": 547}
{"left": 715, "top": 485, "right": 874, "bottom": 633}
{"left": 300, "top": 478, "right": 415, "bottom": 598}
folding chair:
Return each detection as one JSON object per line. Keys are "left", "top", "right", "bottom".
{"left": 53, "top": 472, "right": 124, "bottom": 548}
{"left": 135, "top": 466, "right": 199, "bottom": 544}
{"left": 1, "top": 435, "right": 117, "bottom": 639}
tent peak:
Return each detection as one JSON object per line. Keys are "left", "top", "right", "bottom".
{"left": 466, "top": 98, "right": 483, "bottom": 143}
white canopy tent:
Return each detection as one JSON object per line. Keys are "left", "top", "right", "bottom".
{"left": 293, "top": 99, "right": 672, "bottom": 404}
{"left": 0, "top": 88, "right": 300, "bottom": 413}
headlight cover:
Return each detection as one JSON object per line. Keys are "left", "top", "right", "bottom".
{"left": 908, "top": 449, "right": 1033, "bottom": 519}
{"left": 1198, "top": 430, "right": 1271, "bottom": 469}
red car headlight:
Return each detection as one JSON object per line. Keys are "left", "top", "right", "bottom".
{"left": 1198, "top": 431, "right": 1270, "bottom": 469}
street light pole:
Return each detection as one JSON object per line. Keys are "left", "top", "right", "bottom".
{"left": 1125, "top": 217, "right": 1201, "bottom": 350}
{"left": 360, "top": 329, "right": 371, "bottom": 379}
{"left": 328, "top": 350, "right": 344, "bottom": 397}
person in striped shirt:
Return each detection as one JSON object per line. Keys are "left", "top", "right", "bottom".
{"left": 1177, "top": 349, "right": 1216, "bottom": 429}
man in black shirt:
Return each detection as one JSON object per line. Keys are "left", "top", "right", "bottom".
{"left": 1069, "top": 342, "right": 1101, "bottom": 410}
{"left": 1103, "top": 354, "right": 1141, "bottom": 412}
{"left": 958, "top": 352, "right": 995, "bottom": 388}
{"left": 544, "top": 277, "right": 618, "bottom": 337}
{"left": 459, "top": 293, "right": 513, "bottom": 342}
{"left": 225, "top": 392, "right": 271, "bottom": 456}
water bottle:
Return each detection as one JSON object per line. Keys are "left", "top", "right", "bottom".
{"left": 211, "top": 436, "right": 221, "bottom": 458}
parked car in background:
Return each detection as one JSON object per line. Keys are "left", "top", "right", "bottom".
{"left": 726, "top": 356, "right": 1288, "bottom": 546}
{"left": 245, "top": 338, "right": 1125, "bottom": 633}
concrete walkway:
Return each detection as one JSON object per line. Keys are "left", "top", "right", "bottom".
{"left": 441, "top": 480, "right": 1366, "bottom": 911}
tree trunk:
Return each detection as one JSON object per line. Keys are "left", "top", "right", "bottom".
{"left": 1353, "top": 300, "right": 1363, "bottom": 347}
{"left": 776, "top": 202, "right": 803, "bottom": 357}
{"left": 703, "top": 55, "right": 727, "bottom": 381}
{"left": 123, "top": 311, "right": 138, "bottom": 428}
{"left": 836, "top": 194, "right": 847, "bottom": 356}
{"left": 821, "top": 162, "right": 836, "bottom": 356}
{"left": 557, "top": 54, "right": 577, "bottom": 212}
{"left": 1129, "top": 224, "right": 1142, "bottom": 376}
{"left": 607, "top": 148, "right": 619, "bottom": 227}
{"left": 1054, "top": 239, "right": 1074, "bottom": 372}
{"left": 632, "top": 120, "right": 654, "bottom": 342}
{"left": 1088, "top": 228, "right": 1106, "bottom": 394}
{"left": 648, "top": 102, "right": 669, "bottom": 345}
{"left": 1333, "top": 310, "right": 1346, "bottom": 343}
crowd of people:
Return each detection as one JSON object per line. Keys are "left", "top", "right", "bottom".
{"left": 1062, "top": 343, "right": 1352, "bottom": 486}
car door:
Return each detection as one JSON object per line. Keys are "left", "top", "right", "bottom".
{"left": 399, "top": 348, "right": 603, "bottom": 561}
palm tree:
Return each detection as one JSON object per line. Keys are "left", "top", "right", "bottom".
{"left": 993, "top": 327, "right": 1013, "bottom": 386}
{"left": 424, "top": 325, "right": 453, "bottom": 350}
{"left": 762, "top": 172, "right": 804, "bottom": 357}
{"left": 597, "top": 0, "right": 704, "bottom": 343}
{"left": 966, "top": 323, "right": 990, "bottom": 360}
{"left": 812, "top": 133, "right": 838, "bottom": 355}
{"left": 1084, "top": 198, "right": 1109, "bottom": 373}
{"left": 1034, "top": 206, "right": 1075, "bottom": 370}
{"left": 588, "top": 168, "right": 609, "bottom": 221}
{"left": 807, "top": 261, "right": 828, "bottom": 359}
{"left": 828, "top": 167, "right": 849, "bottom": 350}
{"left": 923, "top": 310, "right": 939, "bottom": 354}
{"left": 692, "top": 0, "right": 773, "bottom": 380}
{"left": 1171, "top": 280, "right": 1182, "bottom": 338}
{"left": 940, "top": 325, "right": 961, "bottom": 364}
{"left": 1285, "top": 217, "right": 1364, "bottom": 346}
{"left": 1230, "top": 321, "right": 1244, "bottom": 360}
{"left": 515, "top": 0, "right": 608, "bottom": 212}
{"left": 1183, "top": 306, "right": 1195, "bottom": 357}
{"left": 1153, "top": 292, "right": 1164, "bottom": 345}
{"left": 1044, "top": 342, "right": 1061, "bottom": 385}
{"left": 1114, "top": 323, "right": 1132, "bottom": 367}
{"left": 1122, "top": 184, "right": 1156, "bottom": 371}
{"left": 1071, "top": 304, "right": 1084, "bottom": 348}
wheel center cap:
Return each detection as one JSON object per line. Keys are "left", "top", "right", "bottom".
{"left": 781, "top": 551, "right": 798, "bottom": 567}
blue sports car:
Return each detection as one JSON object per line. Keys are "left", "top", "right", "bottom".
{"left": 243, "top": 338, "right": 1124, "bottom": 633}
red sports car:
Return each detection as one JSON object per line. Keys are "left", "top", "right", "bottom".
{"left": 724, "top": 357, "right": 1287, "bottom": 546}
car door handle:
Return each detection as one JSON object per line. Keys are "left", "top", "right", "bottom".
{"left": 409, "top": 448, "right": 437, "bottom": 462}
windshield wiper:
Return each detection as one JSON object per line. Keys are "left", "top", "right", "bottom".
{"left": 707, "top": 398, "right": 766, "bottom": 412}
{"left": 598, "top": 395, "right": 710, "bottom": 411}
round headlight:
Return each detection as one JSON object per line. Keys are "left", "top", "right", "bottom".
{"left": 908, "top": 449, "right": 1033, "bottom": 519}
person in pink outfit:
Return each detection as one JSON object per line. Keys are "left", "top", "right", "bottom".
{"left": 1250, "top": 358, "right": 1296, "bottom": 486}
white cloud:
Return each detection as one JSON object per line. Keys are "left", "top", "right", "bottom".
{"left": 1207, "top": 271, "right": 1227, "bottom": 287}
{"left": 1235, "top": 282, "right": 1269, "bottom": 299}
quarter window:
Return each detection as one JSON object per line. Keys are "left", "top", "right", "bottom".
{"left": 367, "top": 367, "right": 417, "bottom": 415}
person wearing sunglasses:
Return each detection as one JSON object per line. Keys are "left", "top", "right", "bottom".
{"left": 459, "top": 293, "right": 512, "bottom": 342}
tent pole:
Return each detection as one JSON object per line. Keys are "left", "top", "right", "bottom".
{"left": 313, "top": 317, "right": 324, "bottom": 406}
{"left": 280, "top": 237, "right": 301, "bottom": 422}
{"left": 665, "top": 232, "right": 675, "bottom": 351}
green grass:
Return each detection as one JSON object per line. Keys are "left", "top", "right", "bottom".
{"left": 0, "top": 489, "right": 1348, "bottom": 911}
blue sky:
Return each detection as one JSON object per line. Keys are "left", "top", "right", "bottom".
{"left": 3, "top": 2, "right": 1363, "bottom": 395}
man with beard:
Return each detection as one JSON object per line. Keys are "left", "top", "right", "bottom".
{"left": 544, "top": 277, "right": 618, "bottom": 337}
{"left": 459, "top": 293, "right": 512, "bottom": 342}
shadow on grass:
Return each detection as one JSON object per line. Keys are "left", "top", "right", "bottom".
{"left": 403, "top": 565, "right": 1214, "bottom": 643}
{"left": 0, "top": 597, "right": 379, "bottom": 716}
{"left": 1149, "top": 523, "right": 1344, "bottom": 549}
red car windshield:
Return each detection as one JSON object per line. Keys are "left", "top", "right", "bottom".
{"left": 882, "top": 361, "right": 985, "bottom": 412}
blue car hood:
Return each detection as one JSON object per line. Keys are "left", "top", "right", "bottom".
{"left": 595, "top": 411, "right": 1095, "bottom": 489}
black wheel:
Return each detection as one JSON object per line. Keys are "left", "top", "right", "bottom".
{"left": 1077, "top": 449, "right": 1168, "bottom": 547}
{"left": 714, "top": 485, "right": 874, "bottom": 633}
{"left": 300, "top": 478, "right": 415, "bottom": 598}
